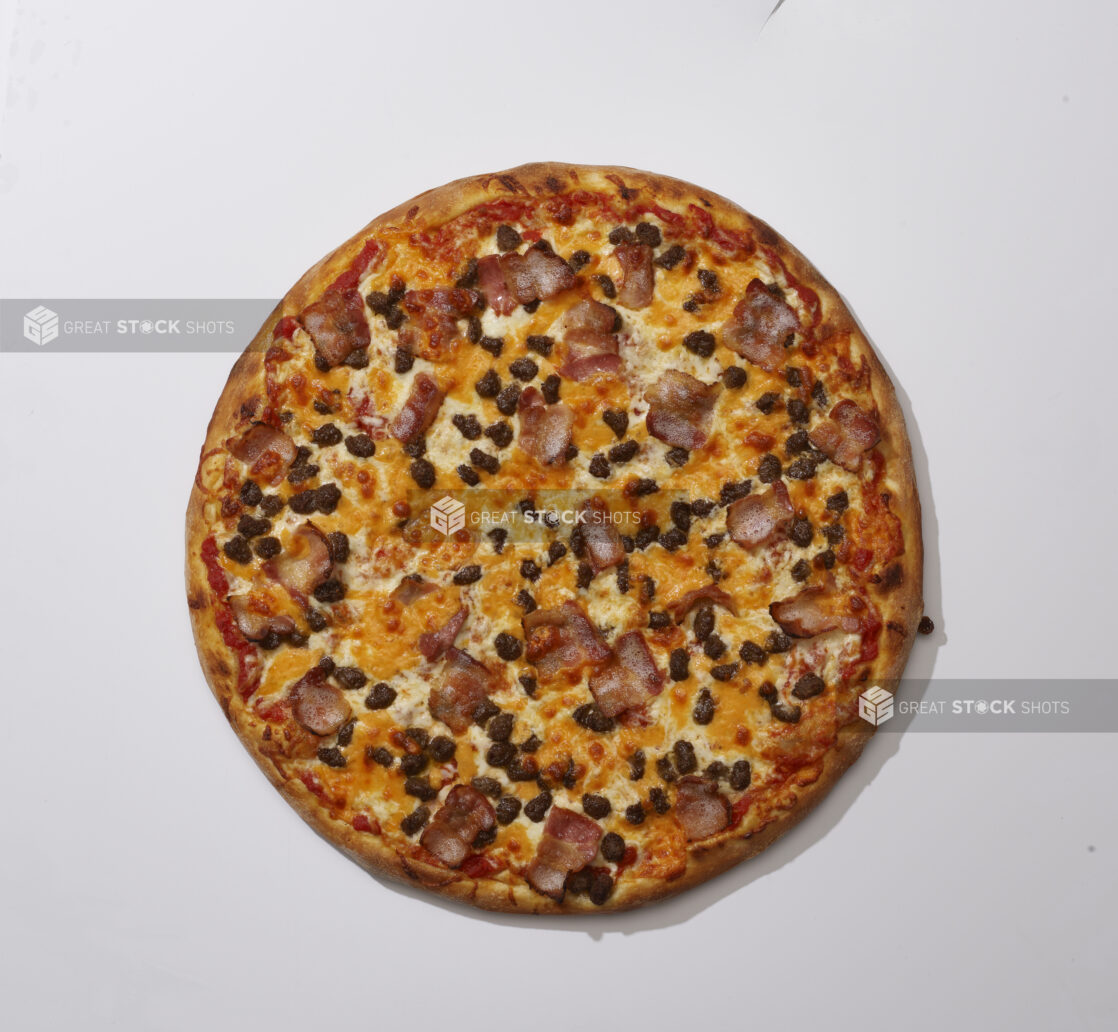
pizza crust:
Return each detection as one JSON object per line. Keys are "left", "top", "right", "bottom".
{"left": 186, "top": 162, "right": 924, "bottom": 914}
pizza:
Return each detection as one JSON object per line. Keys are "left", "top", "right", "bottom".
{"left": 186, "top": 163, "right": 925, "bottom": 913}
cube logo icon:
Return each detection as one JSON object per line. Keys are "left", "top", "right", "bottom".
{"left": 24, "top": 305, "right": 59, "bottom": 346}
{"left": 858, "top": 685, "right": 894, "bottom": 726}
{"left": 429, "top": 495, "right": 466, "bottom": 535}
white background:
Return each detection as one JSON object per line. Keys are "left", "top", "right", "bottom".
{"left": 1, "top": 1, "right": 1116, "bottom": 1028}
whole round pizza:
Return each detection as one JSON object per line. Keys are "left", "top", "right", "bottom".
{"left": 186, "top": 163, "right": 924, "bottom": 912}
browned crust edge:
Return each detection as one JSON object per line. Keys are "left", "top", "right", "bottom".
{"left": 185, "top": 162, "right": 924, "bottom": 915}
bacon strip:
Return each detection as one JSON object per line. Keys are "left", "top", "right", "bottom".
{"left": 228, "top": 423, "right": 297, "bottom": 482}
{"left": 613, "top": 242, "right": 654, "bottom": 308}
{"left": 581, "top": 497, "right": 625, "bottom": 572}
{"left": 390, "top": 574, "right": 437, "bottom": 607}
{"left": 526, "top": 807, "right": 603, "bottom": 900}
{"left": 399, "top": 288, "right": 480, "bottom": 359}
{"left": 770, "top": 586, "right": 858, "bottom": 638}
{"left": 391, "top": 373, "right": 444, "bottom": 444}
{"left": 301, "top": 289, "right": 370, "bottom": 367}
{"left": 476, "top": 255, "right": 517, "bottom": 317}
{"left": 588, "top": 631, "right": 665, "bottom": 718}
{"left": 559, "top": 299, "right": 621, "bottom": 381}
{"left": 644, "top": 370, "right": 720, "bottom": 450}
{"left": 289, "top": 668, "right": 351, "bottom": 736}
{"left": 524, "top": 601, "right": 611, "bottom": 679}
{"left": 726, "top": 481, "right": 793, "bottom": 549}
{"left": 477, "top": 249, "right": 575, "bottom": 316}
{"left": 722, "top": 278, "right": 799, "bottom": 372}
{"left": 809, "top": 400, "right": 880, "bottom": 472}
{"left": 675, "top": 776, "right": 731, "bottom": 841}
{"left": 669, "top": 583, "right": 739, "bottom": 623}
{"left": 266, "top": 523, "right": 333, "bottom": 600}
{"left": 429, "top": 648, "right": 495, "bottom": 733}
{"left": 417, "top": 606, "right": 467, "bottom": 661}
{"left": 229, "top": 594, "right": 296, "bottom": 642}
{"left": 517, "top": 386, "right": 574, "bottom": 466}
{"left": 401, "top": 287, "right": 479, "bottom": 319}
{"left": 420, "top": 785, "right": 496, "bottom": 869}
{"left": 506, "top": 247, "right": 576, "bottom": 305}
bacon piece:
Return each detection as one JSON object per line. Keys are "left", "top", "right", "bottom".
{"left": 524, "top": 601, "right": 611, "bottom": 679}
{"left": 770, "top": 586, "right": 856, "bottom": 638}
{"left": 722, "top": 278, "right": 799, "bottom": 372}
{"left": 289, "top": 668, "right": 351, "bottom": 736}
{"left": 391, "top": 373, "right": 444, "bottom": 444}
{"left": 478, "top": 249, "right": 575, "bottom": 316}
{"left": 476, "top": 255, "right": 517, "bottom": 317}
{"left": 417, "top": 606, "right": 467, "bottom": 661}
{"left": 401, "top": 287, "right": 478, "bottom": 319}
{"left": 675, "top": 776, "right": 731, "bottom": 841}
{"left": 669, "top": 583, "right": 739, "bottom": 623}
{"left": 266, "top": 522, "right": 333, "bottom": 600}
{"left": 526, "top": 807, "right": 603, "bottom": 900}
{"left": 809, "top": 400, "right": 881, "bottom": 472}
{"left": 517, "top": 386, "right": 574, "bottom": 466}
{"left": 300, "top": 289, "right": 370, "bottom": 367}
{"left": 399, "top": 288, "right": 480, "bottom": 359}
{"left": 390, "top": 574, "right": 437, "bottom": 607}
{"left": 429, "top": 648, "right": 495, "bottom": 733}
{"left": 506, "top": 247, "right": 576, "bottom": 304}
{"left": 229, "top": 594, "right": 296, "bottom": 642}
{"left": 228, "top": 423, "right": 297, "bottom": 481}
{"left": 581, "top": 497, "right": 625, "bottom": 572}
{"left": 564, "top": 298, "right": 618, "bottom": 335}
{"left": 644, "top": 370, "right": 720, "bottom": 450}
{"left": 558, "top": 299, "right": 621, "bottom": 381}
{"left": 588, "top": 631, "right": 664, "bottom": 718}
{"left": 613, "top": 242, "right": 654, "bottom": 309}
{"left": 420, "top": 785, "right": 497, "bottom": 869}
{"left": 726, "top": 481, "right": 794, "bottom": 549}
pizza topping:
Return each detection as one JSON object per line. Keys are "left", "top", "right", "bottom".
{"left": 391, "top": 574, "right": 438, "bottom": 607}
{"left": 524, "top": 601, "right": 611, "bottom": 678}
{"left": 558, "top": 299, "right": 622, "bottom": 381}
{"left": 726, "top": 481, "right": 794, "bottom": 549}
{"left": 228, "top": 594, "right": 296, "bottom": 642}
{"left": 399, "top": 287, "right": 480, "bottom": 357}
{"left": 669, "top": 583, "right": 738, "bottom": 623}
{"left": 417, "top": 606, "right": 468, "bottom": 661}
{"left": 674, "top": 776, "right": 731, "bottom": 840}
{"left": 588, "top": 630, "right": 664, "bottom": 718}
{"left": 612, "top": 242, "right": 655, "bottom": 309}
{"left": 581, "top": 496, "right": 626, "bottom": 572}
{"left": 290, "top": 668, "right": 352, "bottom": 736}
{"left": 429, "top": 648, "right": 496, "bottom": 733}
{"left": 301, "top": 289, "right": 370, "bottom": 367}
{"left": 722, "top": 279, "right": 799, "bottom": 372}
{"left": 526, "top": 807, "right": 603, "bottom": 900}
{"left": 400, "top": 806, "right": 431, "bottom": 836}
{"left": 644, "top": 370, "right": 720, "bottom": 450}
{"left": 517, "top": 386, "right": 574, "bottom": 466}
{"left": 420, "top": 785, "right": 497, "bottom": 869}
{"left": 809, "top": 400, "right": 881, "bottom": 472}
{"left": 266, "top": 522, "right": 333, "bottom": 600}
{"left": 769, "top": 585, "right": 857, "bottom": 638}
{"left": 476, "top": 255, "right": 517, "bottom": 317}
{"left": 391, "top": 373, "right": 444, "bottom": 444}
{"left": 228, "top": 423, "right": 297, "bottom": 481}
{"left": 477, "top": 248, "right": 576, "bottom": 317}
